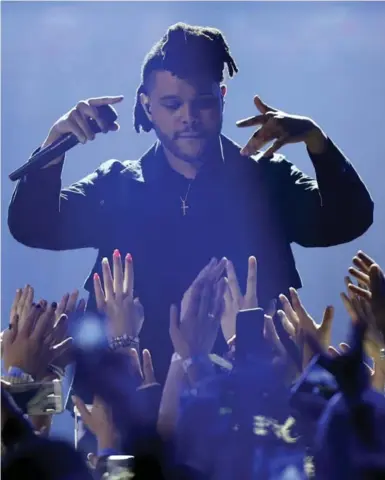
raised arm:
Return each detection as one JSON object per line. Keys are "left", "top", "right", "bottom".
{"left": 274, "top": 139, "right": 373, "bottom": 247}
{"left": 8, "top": 158, "right": 124, "bottom": 251}
{"left": 237, "top": 95, "right": 373, "bottom": 247}
{"left": 8, "top": 95, "right": 124, "bottom": 251}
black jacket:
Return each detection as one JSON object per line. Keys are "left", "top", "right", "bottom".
{"left": 8, "top": 134, "right": 373, "bottom": 378}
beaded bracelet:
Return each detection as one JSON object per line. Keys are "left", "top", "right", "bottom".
{"left": 109, "top": 333, "right": 139, "bottom": 351}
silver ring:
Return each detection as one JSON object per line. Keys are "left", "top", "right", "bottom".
{"left": 380, "top": 348, "right": 385, "bottom": 360}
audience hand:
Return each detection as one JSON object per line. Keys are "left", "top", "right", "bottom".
{"left": 348, "top": 250, "right": 385, "bottom": 343}
{"left": 329, "top": 342, "right": 382, "bottom": 393}
{"left": 9, "top": 285, "right": 34, "bottom": 330}
{"left": 94, "top": 250, "right": 144, "bottom": 340}
{"left": 128, "top": 348, "right": 158, "bottom": 389}
{"left": 170, "top": 264, "right": 226, "bottom": 360}
{"left": 49, "top": 290, "right": 86, "bottom": 372}
{"left": 55, "top": 289, "right": 86, "bottom": 324}
{"left": 341, "top": 279, "right": 385, "bottom": 392}
{"left": 181, "top": 257, "right": 227, "bottom": 320}
{"left": 279, "top": 288, "right": 334, "bottom": 369}
{"left": 221, "top": 256, "right": 269, "bottom": 342}
{"left": 29, "top": 415, "right": 52, "bottom": 437}
{"left": 72, "top": 395, "right": 119, "bottom": 452}
{"left": 2, "top": 303, "right": 72, "bottom": 379}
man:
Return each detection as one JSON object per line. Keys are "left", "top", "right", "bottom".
{"left": 8, "top": 22, "right": 373, "bottom": 379}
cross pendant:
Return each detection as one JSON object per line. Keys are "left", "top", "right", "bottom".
{"left": 181, "top": 199, "right": 189, "bottom": 216}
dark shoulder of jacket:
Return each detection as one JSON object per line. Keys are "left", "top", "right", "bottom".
{"left": 95, "top": 158, "right": 143, "bottom": 180}
{"left": 91, "top": 158, "right": 144, "bottom": 190}
{"left": 92, "top": 158, "right": 144, "bottom": 209}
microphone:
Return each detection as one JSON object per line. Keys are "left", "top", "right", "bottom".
{"left": 9, "top": 105, "right": 117, "bottom": 182}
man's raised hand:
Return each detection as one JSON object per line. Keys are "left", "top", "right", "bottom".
{"left": 236, "top": 95, "right": 327, "bottom": 157}
{"left": 42, "top": 95, "right": 124, "bottom": 166}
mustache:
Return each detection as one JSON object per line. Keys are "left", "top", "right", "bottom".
{"left": 175, "top": 129, "right": 205, "bottom": 139}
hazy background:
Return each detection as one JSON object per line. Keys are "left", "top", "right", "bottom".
{"left": 2, "top": 1, "right": 385, "bottom": 439}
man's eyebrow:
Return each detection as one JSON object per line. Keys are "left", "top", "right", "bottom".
{"left": 159, "top": 93, "right": 215, "bottom": 101}
{"left": 159, "top": 95, "right": 181, "bottom": 101}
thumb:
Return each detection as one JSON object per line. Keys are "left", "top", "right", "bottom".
{"left": 254, "top": 95, "right": 276, "bottom": 114}
{"left": 128, "top": 348, "right": 143, "bottom": 383}
{"left": 320, "top": 305, "right": 334, "bottom": 335}
{"left": 142, "top": 349, "right": 157, "bottom": 385}
{"left": 169, "top": 304, "right": 179, "bottom": 335}
{"left": 134, "top": 297, "right": 144, "bottom": 317}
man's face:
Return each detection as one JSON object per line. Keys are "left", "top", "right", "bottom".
{"left": 143, "top": 70, "right": 225, "bottom": 163}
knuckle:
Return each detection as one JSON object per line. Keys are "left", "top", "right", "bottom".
{"left": 76, "top": 100, "right": 88, "bottom": 110}
{"left": 68, "top": 109, "right": 78, "bottom": 120}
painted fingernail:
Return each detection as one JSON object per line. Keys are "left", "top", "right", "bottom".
{"left": 51, "top": 302, "right": 57, "bottom": 309}
{"left": 93, "top": 272, "right": 100, "bottom": 280}
{"left": 126, "top": 253, "right": 132, "bottom": 262}
{"left": 113, "top": 249, "right": 120, "bottom": 258}
{"left": 102, "top": 257, "right": 109, "bottom": 264}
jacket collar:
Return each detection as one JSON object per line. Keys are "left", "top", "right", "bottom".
{"left": 138, "top": 134, "right": 244, "bottom": 184}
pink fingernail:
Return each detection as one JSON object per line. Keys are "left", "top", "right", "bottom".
{"left": 93, "top": 272, "right": 100, "bottom": 280}
{"left": 113, "top": 249, "right": 120, "bottom": 258}
{"left": 126, "top": 253, "right": 132, "bottom": 262}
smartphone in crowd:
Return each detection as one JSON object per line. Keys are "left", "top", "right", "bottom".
{"left": 8, "top": 379, "right": 63, "bottom": 416}
{"left": 235, "top": 308, "right": 268, "bottom": 363}
{"left": 107, "top": 455, "right": 135, "bottom": 479}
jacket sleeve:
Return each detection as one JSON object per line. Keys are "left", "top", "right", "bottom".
{"left": 8, "top": 154, "right": 124, "bottom": 251}
{"left": 271, "top": 138, "right": 374, "bottom": 247}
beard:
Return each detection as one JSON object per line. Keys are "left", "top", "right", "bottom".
{"left": 153, "top": 123, "right": 222, "bottom": 165}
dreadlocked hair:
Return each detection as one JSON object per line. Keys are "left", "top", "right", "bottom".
{"left": 133, "top": 22, "right": 239, "bottom": 133}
